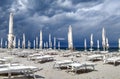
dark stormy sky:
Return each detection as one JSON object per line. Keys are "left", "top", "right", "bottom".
{"left": 0, "top": 0, "right": 120, "bottom": 48}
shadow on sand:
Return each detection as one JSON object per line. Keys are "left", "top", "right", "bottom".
{"left": 66, "top": 69, "right": 98, "bottom": 75}
{"left": 108, "top": 62, "right": 120, "bottom": 66}
{"left": 2, "top": 74, "right": 45, "bottom": 79}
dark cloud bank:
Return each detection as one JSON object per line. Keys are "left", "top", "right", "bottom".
{"left": 0, "top": 0, "right": 120, "bottom": 48}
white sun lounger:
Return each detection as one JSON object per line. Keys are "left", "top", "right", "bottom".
{"left": 0, "top": 65, "right": 41, "bottom": 79}
{"left": 61, "top": 51, "right": 81, "bottom": 57}
{"left": 17, "top": 50, "right": 35, "bottom": 57}
{"left": 104, "top": 57, "right": 120, "bottom": 65}
{"left": 67, "top": 62, "right": 96, "bottom": 74}
{"left": 0, "top": 59, "right": 7, "bottom": 64}
{"left": 17, "top": 52, "right": 30, "bottom": 57}
{"left": 72, "top": 51, "right": 81, "bottom": 57}
{"left": 0, "top": 57, "right": 14, "bottom": 64}
{"left": 28, "top": 53, "right": 44, "bottom": 60}
{"left": 87, "top": 54, "right": 103, "bottom": 61}
{"left": 61, "top": 53, "right": 72, "bottom": 57}
{"left": 100, "top": 51, "right": 108, "bottom": 54}
{"left": 0, "top": 63, "right": 22, "bottom": 68}
{"left": 45, "top": 50, "right": 58, "bottom": 55}
{"left": 53, "top": 60, "right": 74, "bottom": 69}
{"left": 34, "top": 55, "right": 54, "bottom": 63}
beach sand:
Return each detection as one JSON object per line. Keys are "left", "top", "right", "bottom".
{"left": 0, "top": 49, "right": 120, "bottom": 79}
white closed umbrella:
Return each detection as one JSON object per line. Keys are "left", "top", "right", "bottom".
{"left": 8, "top": 13, "right": 14, "bottom": 49}
{"left": 90, "top": 34, "right": 93, "bottom": 51}
{"left": 97, "top": 40, "right": 100, "bottom": 51}
{"left": 68, "top": 25, "right": 73, "bottom": 50}
{"left": 49, "top": 34, "right": 52, "bottom": 49}
{"left": 0, "top": 38, "right": 3, "bottom": 48}
{"left": 36, "top": 37, "right": 38, "bottom": 49}
{"left": 18, "top": 39, "right": 20, "bottom": 48}
{"left": 119, "top": 38, "right": 120, "bottom": 51}
{"left": 102, "top": 27, "right": 106, "bottom": 51}
{"left": 39, "top": 30, "right": 43, "bottom": 49}
{"left": 22, "top": 33, "right": 25, "bottom": 49}
{"left": 106, "top": 38, "right": 109, "bottom": 51}
{"left": 33, "top": 40, "right": 35, "bottom": 49}
{"left": 28, "top": 40, "right": 31, "bottom": 49}
{"left": 84, "top": 39, "right": 87, "bottom": 51}
{"left": 13, "top": 36, "right": 16, "bottom": 48}
{"left": 54, "top": 37, "right": 56, "bottom": 50}
{"left": 58, "top": 41, "right": 60, "bottom": 50}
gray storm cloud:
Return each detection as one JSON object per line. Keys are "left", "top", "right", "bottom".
{"left": 0, "top": 0, "right": 120, "bottom": 47}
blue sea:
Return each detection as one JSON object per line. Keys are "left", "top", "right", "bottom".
{"left": 60, "top": 47, "right": 119, "bottom": 52}
{"left": 1, "top": 46, "right": 119, "bottom": 52}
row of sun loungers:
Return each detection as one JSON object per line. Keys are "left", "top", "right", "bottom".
{"left": 28, "top": 53, "right": 44, "bottom": 60}
{"left": 16, "top": 50, "right": 35, "bottom": 57}
{"left": 0, "top": 57, "right": 19, "bottom": 64}
{"left": 53, "top": 60, "right": 74, "bottom": 69}
{"left": 27, "top": 52, "right": 55, "bottom": 63}
{"left": 87, "top": 53, "right": 120, "bottom": 66}
{"left": 12, "top": 49, "right": 59, "bottom": 58}
{"left": 0, "top": 54, "right": 43, "bottom": 79}
{"left": 6, "top": 49, "right": 120, "bottom": 66}
{"left": 0, "top": 56, "right": 42, "bottom": 79}
{"left": 87, "top": 54, "right": 104, "bottom": 61}
{"left": 84, "top": 50, "right": 109, "bottom": 55}
{"left": 34, "top": 55, "right": 55, "bottom": 63}
{"left": 13, "top": 49, "right": 120, "bottom": 66}
{"left": 0, "top": 49, "right": 120, "bottom": 79}
{"left": 60, "top": 51, "right": 81, "bottom": 57}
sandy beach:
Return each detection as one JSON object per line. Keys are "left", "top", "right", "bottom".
{"left": 0, "top": 49, "right": 120, "bottom": 79}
